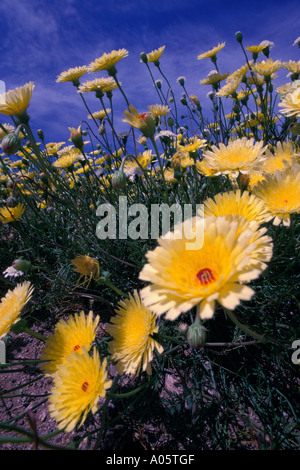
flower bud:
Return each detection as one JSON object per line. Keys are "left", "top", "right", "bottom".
{"left": 1, "top": 132, "right": 21, "bottom": 155}
{"left": 111, "top": 170, "right": 127, "bottom": 189}
{"left": 235, "top": 31, "right": 243, "bottom": 43}
{"left": 187, "top": 322, "right": 207, "bottom": 348}
{"left": 140, "top": 52, "right": 148, "bottom": 64}
{"left": 37, "top": 129, "right": 44, "bottom": 140}
{"left": 137, "top": 112, "right": 156, "bottom": 138}
{"left": 12, "top": 257, "right": 32, "bottom": 273}
{"left": 69, "top": 125, "right": 84, "bottom": 150}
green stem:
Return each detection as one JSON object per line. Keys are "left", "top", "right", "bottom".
{"left": 22, "top": 327, "right": 47, "bottom": 342}
{"left": 224, "top": 308, "right": 267, "bottom": 342}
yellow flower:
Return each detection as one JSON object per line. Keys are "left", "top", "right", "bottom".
{"left": 177, "top": 136, "right": 207, "bottom": 154}
{"left": 107, "top": 291, "right": 163, "bottom": 376}
{"left": 278, "top": 85, "right": 300, "bottom": 118}
{"left": 48, "top": 346, "right": 112, "bottom": 432}
{"left": 245, "top": 44, "right": 266, "bottom": 54}
{"left": 123, "top": 151, "right": 152, "bottom": 179}
{"left": 252, "top": 164, "right": 300, "bottom": 226}
{"left": 197, "top": 42, "right": 225, "bottom": 60}
{"left": 0, "top": 124, "right": 15, "bottom": 140}
{"left": 0, "top": 82, "right": 34, "bottom": 119}
{"left": 123, "top": 105, "right": 156, "bottom": 137}
{"left": 147, "top": 104, "right": 171, "bottom": 116}
{"left": 216, "top": 78, "right": 242, "bottom": 97}
{"left": 45, "top": 142, "right": 65, "bottom": 155}
{"left": 88, "top": 49, "right": 128, "bottom": 75}
{"left": 258, "top": 141, "right": 299, "bottom": 174}
{"left": 200, "top": 71, "right": 230, "bottom": 85}
{"left": 163, "top": 167, "right": 177, "bottom": 182}
{"left": 53, "top": 148, "right": 84, "bottom": 169}
{"left": 251, "top": 59, "right": 282, "bottom": 77}
{"left": 139, "top": 215, "right": 272, "bottom": 320}
{"left": 78, "top": 77, "right": 118, "bottom": 94}
{"left": 88, "top": 109, "right": 111, "bottom": 121}
{"left": 204, "top": 190, "right": 272, "bottom": 225}
{"left": 145, "top": 46, "right": 165, "bottom": 64}
{"left": 171, "top": 151, "right": 194, "bottom": 170}
{"left": 40, "top": 311, "right": 100, "bottom": 376}
{"left": 283, "top": 60, "right": 300, "bottom": 74}
{"left": 202, "top": 137, "right": 267, "bottom": 177}
{"left": 195, "top": 160, "right": 218, "bottom": 177}
{"left": 0, "top": 282, "right": 34, "bottom": 339}
{"left": 71, "top": 255, "right": 100, "bottom": 288}
{"left": 56, "top": 66, "right": 88, "bottom": 85}
{"left": 0, "top": 203, "right": 25, "bottom": 223}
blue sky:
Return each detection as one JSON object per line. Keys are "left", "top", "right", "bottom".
{"left": 1, "top": 0, "right": 300, "bottom": 147}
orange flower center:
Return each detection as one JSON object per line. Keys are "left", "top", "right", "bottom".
{"left": 196, "top": 268, "right": 215, "bottom": 285}
{"left": 74, "top": 345, "right": 81, "bottom": 352}
{"left": 82, "top": 381, "right": 89, "bottom": 392}
{"left": 138, "top": 113, "right": 148, "bottom": 121}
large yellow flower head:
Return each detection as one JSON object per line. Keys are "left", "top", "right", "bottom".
{"left": 139, "top": 215, "right": 273, "bottom": 321}
{"left": 0, "top": 203, "right": 25, "bottom": 224}
{"left": 258, "top": 141, "right": 299, "bottom": 174}
{"left": 71, "top": 255, "right": 100, "bottom": 288}
{"left": 202, "top": 137, "right": 267, "bottom": 177}
{"left": 56, "top": 66, "right": 88, "bottom": 86}
{"left": 48, "top": 346, "right": 112, "bottom": 432}
{"left": 252, "top": 164, "right": 300, "bottom": 226}
{"left": 145, "top": 46, "right": 165, "bottom": 64}
{"left": 278, "top": 85, "right": 300, "bottom": 118}
{"left": 88, "top": 49, "right": 128, "bottom": 75}
{"left": 40, "top": 310, "right": 100, "bottom": 376}
{"left": 107, "top": 291, "right": 163, "bottom": 377}
{"left": 0, "top": 282, "right": 34, "bottom": 339}
{"left": 197, "top": 42, "right": 225, "bottom": 60}
{"left": 0, "top": 82, "right": 34, "bottom": 120}
{"left": 204, "top": 190, "right": 273, "bottom": 225}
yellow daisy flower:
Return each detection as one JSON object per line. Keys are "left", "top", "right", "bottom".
{"left": 53, "top": 148, "right": 84, "bottom": 169}
{"left": 0, "top": 82, "right": 34, "bottom": 119}
{"left": 204, "top": 190, "right": 272, "bottom": 225}
{"left": 251, "top": 59, "right": 282, "bottom": 77}
{"left": 88, "top": 49, "right": 128, "bottom": 75}
{"left": 107, "top": 291, "right": 163, "bottom": 377}
{"left": 252, "top": 164, "right": 300, "bottom": 226}
{"left": 71, "top": 255, "right": 100, "bottom": 288}
{"left": 0, "top": 123, "right": 14, "bottom": 140}
{"left": 177, "top": 136, "right": 207, "bottom": 154}
{"left": 78, "top": 77, "right": 118, "bottom": 94}
{"left": 56, "top": 66, "right": 88, "bottom": 85}
{"left": 195, "top": 160, "right": 218, "bottom": 177}
{"left": 88, "top": 109, "right": 111, "bottom": 121}
{"left": 200, "top": 71, "right": 230, "bottom": 85}
{"left": 278, "top": 85, "right": 300, "bottom": 118}
{"left": 123, "top": 151, "right": 152, "bottom": 179}
{"left": 216, "top": 78, "right": 242, "bottom": 97}
{"left": 139, "top": 215, "right": 273, "bottom": 321}
{"left": 171, "top": 151, "right": 194, "bottom": 170}
{"left": 147, "top": 104, "right": 171, "bottom": 117}
{"left": 163, "top": 167, "right": 177, "bottom": 183}
{"left": 45, "top": 142, "right": 65, "bottom": 155}
{"left": 123, "top": 105, "right": 156, "bottom": 138}
{"left": 0, "top": 282, "right": 34, "bottom": 339}
{"left": 0, "top": 203, "right": 25, "bottom": 224}
{"left": 145, "top": 46, "right": 165, "bottom": 64}
{"left": 40, "top": 311, "right": 100, "bottom": 376}
{"left": 48, "top": 346, "right": 112, "bottom": 432}
{"left": 283, "top": 60, "right": 300, "bottom": 74}
{"left": 197, "top": 42, "right": 225, "bottom": 60}
{"left": 259, "top": 141, "right": 299, "bottom": 174}
{"left": 245, "top": 44, "right": 266, "bottom": 54}
{"left": 202, "top": 137, "right": 267, "bottom": 177}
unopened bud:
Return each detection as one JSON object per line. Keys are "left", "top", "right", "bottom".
{"left": 187, "top": 322, "right": 207, "bottom": 348}
{"left": 140, "top": 52, "right": 148, "bottom": 64}
{"left": 12, "top": 257, "right": 32, "bottom": 273}
{"left": 69, "top": 125, "right": 84, "bottom": 150}
{"left": 235, "top": 31, "right": 243, "bottom": 43}
{"left": 111, "top": 170, "right": 127, "bottom": 189}
{"left": 1, "top": 132, "right": 21, "bottom": 155}
{"left": 37, "top": 129, "right": 44, "bottom": 140}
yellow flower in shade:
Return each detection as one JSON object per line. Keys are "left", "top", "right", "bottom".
{"left": 171, "top": 151, "right": 194, "bottom": 170}
{"left": 145, "top": 46, "right": 165, "bottom": 64}
{"left": 226, "top": 63, "right": 252, "bottom": 83}
{"left": 177, "top": 136, "right": 207, "bottom": 154}
{"left": 107, "top": 291, "right": 163, "bottom": 376}
{"left": 202, "top": 137, "right": 267, "bottom": 177}
{"left": 278, "top": 86, "right": 300, "bottom": 118}
{"left": 216, "top": 78, "right": 242, "bottom": 97}
{"left": 197, "top": 42, "right": 225, "bottom": 60}
{"left": 252, "top": 164, "right": 300, "bottom": 226}
{"left": 0, "top": 123, "right": 14, "bottom": 140}
{"left": 204, "top": 190, "right": 272, "bottom": 225}
{"left": 195, "top": 160, "right": 218, "bottom": 177}
{"left": 71, "top": 255, "right": 100, "bottom": 288}
{"left": 245, "top": 44, "right": 266, "bottom": 54}
{"left": 0, "top": 203, "right": 25, "bottom": 224}
{"left": 77, "top": 77, "right": 118, "bottom": 94}
{"left": 123, "top": 105, "right": 156, "bottom": 138}
{"left": 259, "top": 141, "right": 299, "bottom": 174}
{"left": 123, "top": 151, "right": 152, "bottom": 179}
{"left": 163, "top": 167, "right": 177, "bottom": 183}
{"left": 40, "top": 311, "right": 100, "bottom": 376}
{"left": 0, "top": 82, "right": 34, "bottom": 119}
{"left": 45, "top": 142, "right": 65, "bottom": 155}
{"left": 251, "top": 59, "right": 282, "bottom": 77}
{"left": 88, "top": 109, "right": 111, "bottom": 121}
{"left": 56, "top": 66, "right": 88, "bottom": 85}
{"left": 88, "top": 49, "right": 129, "bottom": 75}
{"left": 0, "top": 282, "right": 34, "bottom": 339}
{"left": 48, "top": 346, "right": 112, "bottom": 432}
{"left": 147, "top": 104, "right": 171, "bottom": 117}
{"left": 139, "top": 215, "right": 273, "bottom": 321}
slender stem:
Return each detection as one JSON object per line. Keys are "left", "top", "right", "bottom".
{"left": 224, "top": 308, "right": 267, "bottom": 342}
